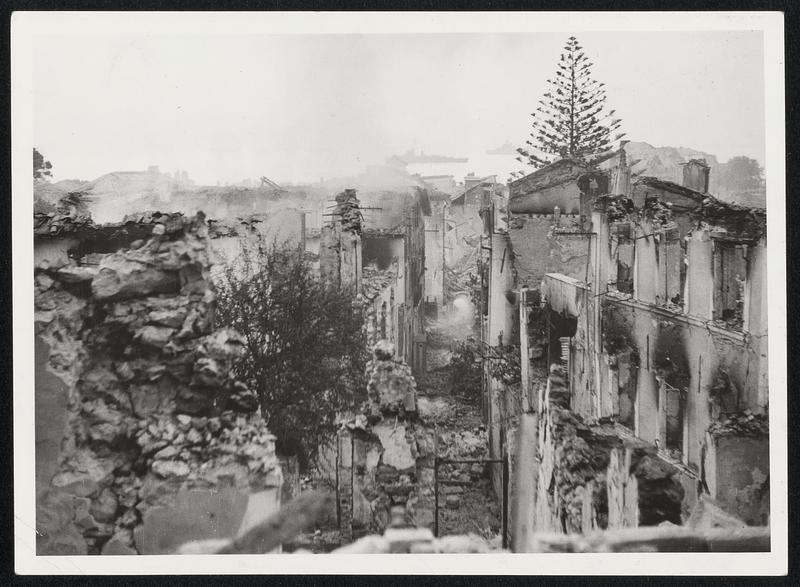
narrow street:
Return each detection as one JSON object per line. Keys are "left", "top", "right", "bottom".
{"left": 418, "top": 300, "right": 501, "bottom": 543}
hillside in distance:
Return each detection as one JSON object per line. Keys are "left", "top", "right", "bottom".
{"left": 624, "top": 141, "right": 765, "bottom": 208}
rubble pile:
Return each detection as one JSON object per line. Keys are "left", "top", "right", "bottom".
{"left": 533, "top": 366, "right": 686, "bottom": 534}
{"left": 331, "top": 528, "right": 498, "bottom": 553}
{"left": 327, "top": 504, "right": 500, "bottom": 553}
{"left": 362, "top": 226, "right": 407, "bottom": 237}
{"left": 362, "top": 265, "right": 398, "bottom": 301}
{"left": 593, "top": 194, "right": 634, "bottom": 222}
{"left": 34, "top": 212, "right": 281, "bottom": 555}
{"left": 337, "top": 342, "right": 435, "bottom": 539}
{"left": 708, "top": 410, "right": 769, "bottom": 439}
{"left": 34, "top": 209, "right": 94, "bottom": 237}
{"left": 642, "top": 197, "right": 675, "bottom": 228}
{"left": 364, "top": 340, "right": 417, "bottom": 418}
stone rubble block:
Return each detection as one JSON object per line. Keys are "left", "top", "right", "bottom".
{"left": 445, "top": 494, "right": 461, "bottom": 509}
{"left": 92, "top": 257, "right": 180, "bottom": 302}
{"left": 56, "top": 265, "right": 98, "bottom": 284}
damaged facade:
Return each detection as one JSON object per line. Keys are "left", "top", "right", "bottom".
{"left": 483, "top": 146, "right": 769, "bottom": 547}
{"left": 34, "top": 212, "right": 283, "bottom": 555}
{"left": 321, "top": 187, "right": 431, "bottom": 376}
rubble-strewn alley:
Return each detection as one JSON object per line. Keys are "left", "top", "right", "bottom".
{"left": 28, "top": 90, "right": 772, "bottom": 561}
{"left": 418, "top": 310, "right": 501, "bottom": 544}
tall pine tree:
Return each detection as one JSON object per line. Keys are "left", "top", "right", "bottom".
{"left": 517, "top": 36, "right": 624, "bottom": 169}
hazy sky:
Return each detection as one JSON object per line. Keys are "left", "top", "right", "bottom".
{"left": 33, "top": 31, "right": 766, "bottom": 185}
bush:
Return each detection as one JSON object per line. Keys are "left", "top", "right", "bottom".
{"left": 214, "top": 239, "right": 368, "bottom": 466}
{"left": 450, "top": 338, "right": 482, "bottom": 403}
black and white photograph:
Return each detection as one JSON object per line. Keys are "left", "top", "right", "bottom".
{"left": 12, "top": 11, "right": 786, "bottom": 575}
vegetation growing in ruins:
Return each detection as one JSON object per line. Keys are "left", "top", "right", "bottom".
{"left": 450, "top": 339, "right": 482, "bottom": 403}
{"left": 517, "top": 36, "right": 624, "bottom": 169}
{"left": 490, "top": 344, "right": 522, "bottom": 386}
{"left": 34, "top": 147, "right": 53, "bottom": 180}
{"left": 215, "top": 240, "right": 369, "bottom": 466}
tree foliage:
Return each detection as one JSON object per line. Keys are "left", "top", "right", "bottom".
{"left": 214, "top": 240, "right": 369, "bottom": 465}
{"left": 450, "top": 338, "right": 482, "bottom": 404}
{"left": 34, "top": 148, "right": 53, "bottom": 180}
{"left": 715, "top": 156, "right": 764, "bottom": 195}
{"left": 517, "top": 36, "right": 624, "bottom": 168}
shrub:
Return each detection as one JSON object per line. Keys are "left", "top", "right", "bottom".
{"left": 215, "top": 239, "right": 368, "bottom": 466}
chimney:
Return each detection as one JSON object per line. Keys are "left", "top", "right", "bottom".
{"left": 613, "top": 144, "right": 631, "bottom": 196}
{"left": 682, "top": 159, "right": 710, "bottom": 193}
{"left": 464, "top": 173, "right": 482, "bottom": 192}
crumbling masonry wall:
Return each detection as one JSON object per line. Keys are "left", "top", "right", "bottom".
{"left": 336, "top": 343, "right": 436, "bottom": 539}
{"left": 599, "top": 299, "right": 766, "bottom": 471}
{"left": 523, "top": 366, "right": 688, "bottom": 536}
{"left": 34, "top": 214, "right": 281, "bottom": 555}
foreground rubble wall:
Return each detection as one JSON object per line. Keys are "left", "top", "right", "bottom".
{"left": 34, "top": 213, "right": 282, "bottom": 555}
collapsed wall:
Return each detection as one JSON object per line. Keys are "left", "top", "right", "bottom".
{"left": 34, "top": 213, "right": 282, "bottom": 555}
{"left": 336, "top": 341, "right": 436, "bottom": 541}
{"left": 521, "top": 366, "right": 688, "bottom": 536}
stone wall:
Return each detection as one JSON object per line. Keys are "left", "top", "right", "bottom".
{"left": 34, "top": 213, "right": 282, "bottom": 555}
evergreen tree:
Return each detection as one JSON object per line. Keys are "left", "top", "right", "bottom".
{"left": 517, "top": 36, "right": 624, "bottom": 168}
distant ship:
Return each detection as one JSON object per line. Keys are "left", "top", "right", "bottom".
{"left": 486, "top": 141, "right": 519, "bottom": 156}
{"left": 398, "top": 149, "right": 468, "bottom": 164}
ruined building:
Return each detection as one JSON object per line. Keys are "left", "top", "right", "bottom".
{"left": 320, "top": 187, "right": 431, "bottom": 376}
{"left": 481, "top": 147, "right": 769, "bottom": 546}
{"left": 34, "top": 210, "right": 283, "bottom": 555}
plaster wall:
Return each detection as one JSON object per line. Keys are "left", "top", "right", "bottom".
{"left": 705, "top": 434, "right": 769, "bottom": 525}
{"left": 508, "top": 215, "right": 590, "bottom": 289}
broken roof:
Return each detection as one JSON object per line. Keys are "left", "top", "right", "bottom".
{"left": 508, "top": 158, "right": 608, "bottom": 214}
{"left": 633, "top": 176, "right": 707, "bottom": 203}
{"left": 694, "top": 196, "right": 767, "bottom": 240}
{"left": 509, "top": 158, "right": 591, "bottom": 193}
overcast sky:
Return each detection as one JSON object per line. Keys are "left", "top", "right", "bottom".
{"left": 33, "top": 30, "right": 766, "bottom": 185}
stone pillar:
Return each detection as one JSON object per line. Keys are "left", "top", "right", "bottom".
{"left": 519, "top": 288, "right": 532, "bottom": 412}
{"left": 606, "top": 447, "right": 639, "bottom": 530}
{"left": 511, "top": 412, "right": 538, "bottom": 552}
{"left": 337, "top": 429, "right": 354, "bottom": 544}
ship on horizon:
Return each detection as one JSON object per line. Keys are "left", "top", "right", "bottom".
{"left": 397, "top": 149, "right": 468, "bottom": 164}
{"left": 486, "top": 141, "right": 518, "bottom": 156}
